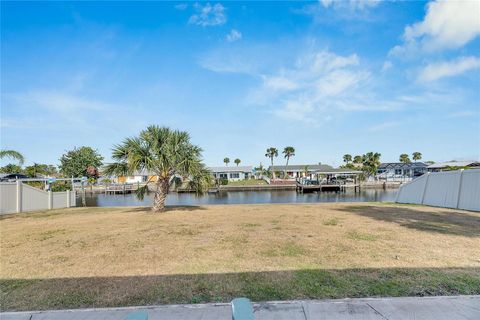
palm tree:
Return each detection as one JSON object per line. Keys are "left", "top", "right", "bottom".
{"left": 362, "top": 152, "right": 381, "bottom": 178}
{"left": 104, "top": 125, "right": 212, "bottom": 212}
{"left": 412, "top": 152, "right": 422, "bottom": 162}
{"left": 223, "top": 157, "right": 230, "bottom": 166}
{"left": 265, "top": 147, "right": 278, "bottom": 179}
{"left": 353, "top": 155, "right": 363, "bottom": 164}
{"left": 282, "top": 146, "right": 295, "bottom": 178}
{"left": 399, "top": 154, "right": 411, "bottom": 164}
{"left": 234, "top": 158, "right": 241, "bottom": 166}
{"left": 0, "top": 150, "right": 24, "bottom": 165}
{"left": 343, "top": 154, "right": 352, "bottom": 164}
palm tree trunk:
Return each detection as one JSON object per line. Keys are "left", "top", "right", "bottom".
{"left": 271, "top": 158, "right": 275, "bottom": 180}
{"left": 152, "top": 177, "right": 169, "bottom": 212}
{"left": 284, "top": 157, "right": 290, "bottom": 179}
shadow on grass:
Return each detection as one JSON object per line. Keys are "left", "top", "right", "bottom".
{"left": 337, "top": 205, "right": 480, "bottom": 237}
{"left": 1, "top": 267, "right": 479, "bottom": 311}
{"left": 128, "top": 206, "right": 208, "bottom": 213}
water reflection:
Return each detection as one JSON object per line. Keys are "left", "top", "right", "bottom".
{"left": 79, "top": 189, "right": 398, "bottom": 207}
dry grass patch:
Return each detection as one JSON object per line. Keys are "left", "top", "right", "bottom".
{"left": 1, "top": 203, "right": 480, "bottom": 310}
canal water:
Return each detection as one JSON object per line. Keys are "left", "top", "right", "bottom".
{"left": 78, "top": 189, "right": 398, "bottom": 207}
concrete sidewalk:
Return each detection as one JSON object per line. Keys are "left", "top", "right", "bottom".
{"left": 2, "top": 295, "right": 479, "bottom": 320}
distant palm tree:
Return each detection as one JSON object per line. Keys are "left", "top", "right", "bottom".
{"left": 399, "top": 154, "right": 411, "bottom": 164}
{"left": 0, "top": 149, "right": 24, "bottom": 165}
{"left": 282, "top": 146, "right": 295, "bottom": 178}
{"left": 223, "top": 157, "right": 230, "bottom": 166}
{"left": 343, "top": 154, "right": 352, "bottom": 164}
{"left": 412, "top": 152, "right": 422, "bottom": 162}
{"left": 234, "top": 158, "right": 241, "bottom": 166}
{"left": 265, "top": 147, "right": 278, "bottom": 179}
{"left": 362, "top": 152, "right": 381, "bottom": 178}
{"left": 104, "top": 125, "right": 212, "bottom": 212}
{"left": 353, "top": 155, "right": 363, "bottom": 164}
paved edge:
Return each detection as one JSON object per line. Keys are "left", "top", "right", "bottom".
{"left": 2, "top": 295, "right": 479, "bottom": 316}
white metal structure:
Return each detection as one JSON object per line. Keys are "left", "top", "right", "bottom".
{"left": 0, "top": 181, "right": 76, "bottom": 215}
{"left": 396, "top": 169, "right": 480, "bottom": 211}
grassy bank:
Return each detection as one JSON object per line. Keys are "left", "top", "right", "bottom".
{"left": 1, "top": 203, "right": 479, "bottom": 310}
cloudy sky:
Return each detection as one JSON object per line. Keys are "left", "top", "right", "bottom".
{"left": 1, "top": 0, "right": 479, "bottom": 167}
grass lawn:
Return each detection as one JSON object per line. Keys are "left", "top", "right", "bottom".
{"left": 1, "top": 203, "right": 479, "bottom": 311}
{"left": 224, "top": 179, "right": 268, "bottom": 186}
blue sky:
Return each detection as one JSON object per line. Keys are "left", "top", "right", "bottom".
{"left": 1, "top": 0, "right": 479, "bottom": 167}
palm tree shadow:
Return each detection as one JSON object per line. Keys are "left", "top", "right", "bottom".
{"left": 336, "top": 205, "right": 480, "bottom": 237}
{"left": 128, "top": 206, "right": 207, "bottom": 213}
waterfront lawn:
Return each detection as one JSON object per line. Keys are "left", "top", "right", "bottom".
{"left": 1, "top": 203, "right": 479, "bottom": 311}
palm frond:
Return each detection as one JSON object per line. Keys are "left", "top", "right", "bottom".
{"left": 0, "top": 150, "right": 25, "bottom": 165}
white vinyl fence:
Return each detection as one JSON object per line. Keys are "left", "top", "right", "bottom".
{"left": 396, "top": 169, "right": 480, "bottom": 211}
{"left": 0, "top": 181, "right": 76, "bottom": 215}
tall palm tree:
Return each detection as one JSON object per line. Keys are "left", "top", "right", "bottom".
{"left": 412, "top": 152, "right": 422, "bottom": 162}
{"left": 353, "top": 155, "right": 363, "bottom": 164}
{"left": 265, "top": 147, "right": 278, "bottom": 179}
{"left": 399, "top": 154, "right": 411, "bottom": 164}
{"left": 282, "top": 146, "right": 295, "bottom": 178}
{"left": 343, "top": 154, "right": 352, "bottom": 164}
{"left": 104, "top": 125, "right": 212, "bottom": 212}
{"left": 0, "top": 149, "right": 24, "bottom": 165}
{"left": 234, "top": 158, "right": 241, "bottom": 166}
{"left": 362, "top": 152, "right": 381, "bottom": 178}
{"left": 223, "top": 157, "right": 230, "bottom": 166}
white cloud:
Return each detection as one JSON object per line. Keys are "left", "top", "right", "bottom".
{"left": 226, "top": 29, "right": 242, "bottom": 42}
{"left": 447, "top": 110, "right": 478, "bottom": 118}
{"left": 368, "top": 121, "right": 400, "bottom": 133}
{"left": 263, "top": 76, "right": 298, "bottom": 91}
{"left": 320, "top": 0, "right": 380, "bottom": 10}
{"left": 189, "top": 3, "right": 226, "bottom": 27}
{"left": 249, "top": 49, "right": 374, "bottom": 122}
{"left": 392, "top": 0, "right": 480, "bottom": 54}
{"left": 417, "top": 56, "right": 480, "bottom": 82}
{"left": 174, "top": 3, "right": 188, "bottom": 10}
{"left": 381, "top": 61, "right": 392, "bottom": 72}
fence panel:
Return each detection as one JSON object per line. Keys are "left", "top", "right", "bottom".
{"left": 22, "top": 184, "right": 48, "bottom": 212}
{"left": 0, "top": 183, "right": 17, "bottom": 214}
{"left": 53, "top": 192, "right": 68, "bottom": 209}
{"left": 458, "top": 170, "right": 480, "bottom": 211}
{"left": 396, "top": 173, "right": 428, "bottom": 204}
{"left": 396, "top": 169, "right": 479, "bottom": 211}
{"left": 423, "top": 171, "right": 461, "bottom": 208}
{"left": 0, "top": 182, "right": 77, "bottom": 214}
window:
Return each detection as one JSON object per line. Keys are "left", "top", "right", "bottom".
{"left": 230, "top": 173, "right": 240, "bottom": 179}
{"left": 395, "top": 169, "right": 402, "bottom": 175}
{"left": 219, "top": 173, "right": 228, "bottom": 179}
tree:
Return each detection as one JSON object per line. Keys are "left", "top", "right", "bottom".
{"left": 223, "top": 157, "right": 230, "bottom": 166}
{"left": 362, "top": 152, "right": 381, "bottom": 178}
{"left": 412, "top": 152, "right": 422, "bottom": 162}
{"left": 59, "top": 146, "right": 104, "bottom": 178}
{"left": 0, "top": 164, "right": 23, "bottom": 174}
{"left": 234, "top": 158, "right": 241, "bottom": 166}
{"left": 282, "top": 146, "right": 295, "bottom": 178}
{"left": 353, "top": 155, "right": 363, "bottom": 164}
{"left": 265, "top": 147, "right": 278, "bottom": 179}
{"left": 24, "top": 163, "right": 57, "bottom": 178}
{"left": 343, "top": 154, "right": 352, "bottom": 164}
{"left": 399, "top": 154, "right": 411, "bottom": 164}
{"left": 0, "top": 150, "right": 24, "bottom": 165}
{"left": 104, "top": 125, "right": 212, "bottom": 212}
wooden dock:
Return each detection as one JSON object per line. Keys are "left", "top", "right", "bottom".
{"left": 105, "top": 184, "right": 136, "bottom": 194}
{"left": 296, "top": 182, "right": 360, "bottom": 193}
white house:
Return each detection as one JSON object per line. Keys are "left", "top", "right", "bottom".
{"left": 377, "top": 162, "right": 428, "bottom": 181}
{"left": 268, "top": 164, "right": 335, "bottom": 179}
{"left": 209, "top": 166, "right": 253, "bottom": 181}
